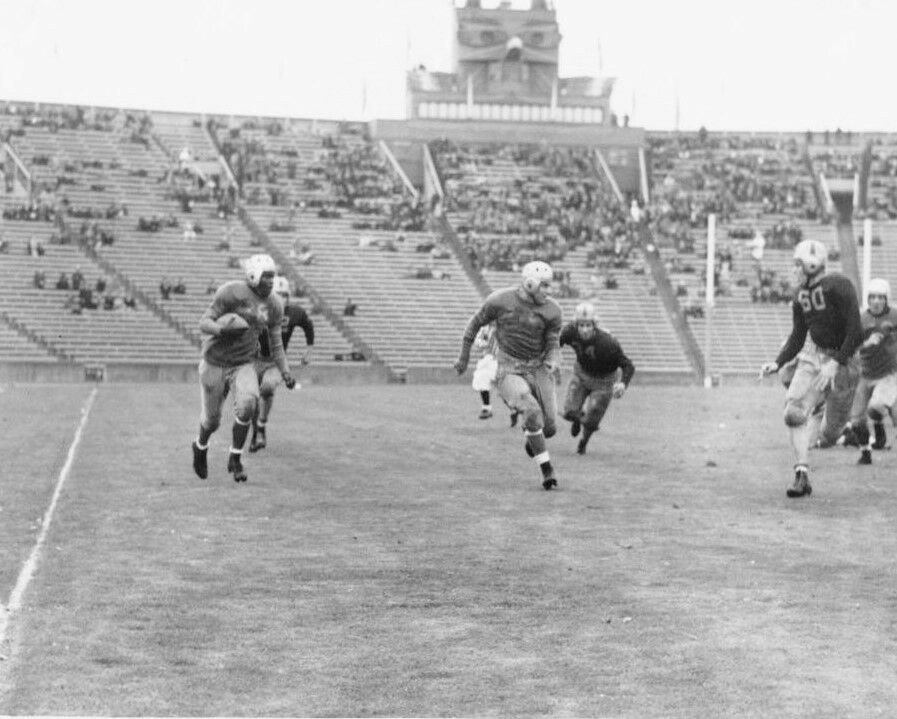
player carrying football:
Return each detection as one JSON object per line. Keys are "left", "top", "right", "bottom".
{"left": 455, "top": 261, "right": 563, "bottom": 490}
{"left": 760, "top": 240, "right": 863, "bottom": 498}
{"left": 560, "top": 302, "right": 635, "bottom": 455}
{"left": 842, "top": 278, "right": 897, "bottom": 465}
{"left": 250, "top": 276, "right": 314, "bottom": 452}
{"left": 192, "top": 254, "right": 296, "bottom": 483}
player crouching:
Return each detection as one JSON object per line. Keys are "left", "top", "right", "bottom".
{"left": 192, "top": 255, "right": 296, "bottom": 483}
{"left": 560, "top": 302, "right": 635, "bottom": 454}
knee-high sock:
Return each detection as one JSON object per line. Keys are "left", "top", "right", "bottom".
{"left": 231, "top": 415, "right": 251, "bottom": 452}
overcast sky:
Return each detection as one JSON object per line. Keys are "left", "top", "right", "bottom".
{"left": 0, "top": 0, "right": 893, "bottom": 132}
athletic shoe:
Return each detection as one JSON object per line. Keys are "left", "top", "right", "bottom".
{"left": 858, "top": 448, "right": 873, "bottom": 465}
{"left": 192, "top": 441, "right": 208, "bottom": 480}
{"left": 227, "top": 452, "right": 248, "bottom": 483}
{"left": 541, "top": 472, "right": 558, "bottom": 490}
{"left": 478, "top": 407, "right": 493, "bottom": 420}
{"left": 872, "top": 422, "right": 887, "bottom": 450}
{"left": 786, "top": 469, "right": 812, "bottom": 498}
{"left": 249, "top": 425, "right": 267, "bottom": 453}
{"left": 570, "top": 419, "right": 581, "bottom": 437}
{"left": 576, "top": 437, "right": 588, "bottom": 455}
{"left": 509, "top": 411, "right": 520, "bottom": 428}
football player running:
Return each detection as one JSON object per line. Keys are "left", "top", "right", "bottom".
{"left": 842, "top": 278, "right": 897, "bottom": 465}
{"left": 760, "top": 240, "right": 862, "bottom": 498}
{"left": 192, "top": 254, "right": 296, "bottom": 483}
{"left": 250, "top": 276, "right": 314, "bottom": 452}
{"left": 560, "top": 302, "right": 635, "bottom": 455}
{"left": 455, "top": 261, "right": 563, "bottom": 490}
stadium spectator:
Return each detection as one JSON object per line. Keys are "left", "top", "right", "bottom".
{"left": 33, "top": 269, "right": 46, "bottom": 289}
{"left": 55, "top": 272, "right": 70, "bottom": 290}
{"left": 159, "top": 277, "right": 173, "bottom": 300}
{"left": 173, "top": 278, "right": 187, "bottom": 295}
{"left": 71, "top": 267, "right": 84, "bottom": 291}
{"left": 343, "top": 298, "right": 358, "bottom": 316}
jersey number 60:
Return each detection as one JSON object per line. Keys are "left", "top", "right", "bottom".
{"left": 797, "top": 286, "right": 826, "bottom": 312}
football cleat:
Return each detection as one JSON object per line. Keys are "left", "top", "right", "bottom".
{"left": 249, "top": 425, "right": 267, "bottom": 453}
{"left": 192, "top": 441, "right": 208, "bottom": 480}
{"left": 541, "top": 472, "right": 558, "bottom": 491}
{"left": 858, "top": 449, "right": 873, "bottom": 465}
{"left": 478, "top": 407, "right": 493, "bottom": 420}
{"left": 570, "top": 419, "right": 581, "bottom": 437}
{"left": 786, "top": 469, "right": 812, "bottom": 498}
{"left": 227, "top": 452, "right": 248, "bottom": 483}
{"left": 872, "top": 422, "right": 887, "bottom": 450}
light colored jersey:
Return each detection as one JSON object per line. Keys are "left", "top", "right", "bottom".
{"left": 858, "top": 306, "right": 897, "bottom": 379}
{"left": 201, "top": 280, "right": 285, "bottom": 368}
{"left": 462, "top": 287, "right": 562, "bottom": 363}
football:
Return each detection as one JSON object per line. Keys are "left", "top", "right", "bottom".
{"left": 217, "top": 312, "right": 250, "bottom": 333}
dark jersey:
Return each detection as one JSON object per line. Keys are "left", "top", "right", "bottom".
{"left": 258, "top": 303, "right": 314, "bottom": 359}
{"left": 559, "top": 324, "right": 635, "bottom": 384}
{"left": 775, "top": 273, "right": 863, "bottom": 367}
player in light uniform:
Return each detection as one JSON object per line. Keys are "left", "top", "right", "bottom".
{"left": 192, "top": 254, "right": 296, "bottom": 482}
{"left": 455, "top": 261, "right": 563, "bottom": 490}
{"left": 842, "top": 278, "right": 897, "bottom": 465}
{"left": 560, "top": 302, "right": 635, "bottom": 455}
{"left": 471, "top": 324, "right": 499, "bottom": 419}
{"left": 761, "top": 240, "right": 863, "bottom": 498}
{"left": 250, "top": 276, "right": 314, "bottom": 452}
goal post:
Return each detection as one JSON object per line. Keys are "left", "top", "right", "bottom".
{"left": 704, "top": 213, "right": 716, "bottom": 388}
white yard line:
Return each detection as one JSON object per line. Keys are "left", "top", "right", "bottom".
{"left": 0, "top": 386, "right": 98, "bottom": 655}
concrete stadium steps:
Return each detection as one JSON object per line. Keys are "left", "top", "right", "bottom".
{"left": 481, "top": 268, "right": 690, "bottom": 374}
{"left": 0, "top": 317, "right": 57, "bottom": 361}
{"left": 0, "top": 239, "right": 196, "bottom": 362}
{"left": 90, "top": 208, "right": 355, "bottom": 363}
{"left": 248, "top": 207, "right": 484, "bottom": 370}
{"left": 7, "top": 125, "right": 169, "bottom": 206}
{"left": 151, "top": 115, "right": 219, "bottom": 161}
{"left": 686, "top": 302, "right": 793, "bottom": 374}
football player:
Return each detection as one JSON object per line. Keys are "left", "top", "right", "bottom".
{"left": 761, "top": 239, "right": 862, "bottom": 498}
{"left": 560, "top": 302, "right": 635, "bottom": 455}
{"left": 455, "top": 261, "right": 563, "bottom": 490}
{"left": 842, "top": 278, "right": 897, "bottom": 465}
{"left": 192, "top": 254, "right": 296, "bottom": 483}
{"left": 249, "top": 276, "right": 314, "bottom": 452}
{"left": 470, "top": 323, "right": 521, "bottom": 426}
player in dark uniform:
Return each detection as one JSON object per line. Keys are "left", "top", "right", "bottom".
{"left": 455, "top": 261, "right": 563, "bottom": 490}
{"left": 842, "top": 278, "right": 897, "bottom": 465}
{"left": 250, "top": 276, "right": 314, "bottom": 452}
{"left": 560, "top": 302, "right": 635, "bottom": 455}
{"left": 761, "top": 239, "right": 863, "bottom": 498}
{"left": 193, "top": 254, "right": 296, "bottom": 483}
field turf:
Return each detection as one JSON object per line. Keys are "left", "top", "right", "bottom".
{"left": 1, "top": 381, "right": 896, "bottom": 717}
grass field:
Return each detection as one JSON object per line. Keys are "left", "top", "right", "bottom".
{"left": 1, "top": 380, "right": 896, "bottom": 717}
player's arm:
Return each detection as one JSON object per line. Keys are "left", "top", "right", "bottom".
{"left": 455, "top": 300, "right": 500, "bottom": 373}
{"left": 617, "top": 346, "right": 636, "bottom": 387}
{"left": 199, "top": 286, "right": 237, "bottom": 336}
{"left": 558, "top": 323, "right": 575, "bottom": 348}
{"left": 832, "top": 286, "right": 863, "bottom": 364}
{"left": 768, "top": 301, "right": 808, "bottom": 372}
{"left": 543, "top": 309, "right": 562, "bottom": 372}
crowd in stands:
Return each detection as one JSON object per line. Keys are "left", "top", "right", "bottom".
{"left": 431, "top": 139, "right": 639, "bottom": 276}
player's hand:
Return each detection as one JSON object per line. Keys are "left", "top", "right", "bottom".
{"left": 282, "top": 372, "right": 297, "bottom": 390}
{"left": 453, "top": 356, "right": 469, "bottom": 375}
{"left": 759, "top": 361, "right": 779, "bottom": 379}
{"left": 863, "top": 332, "right": 883, "bottom": 348}
{"left": 612, "top": 381, "right": 626, "bottom": 399}
{"left": 813, "top": 360, "right": 839, "bottom": 391}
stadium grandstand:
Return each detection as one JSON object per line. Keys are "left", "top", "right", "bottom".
{"left": 0, "top": 1, "right": 885, "bottom": 386}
